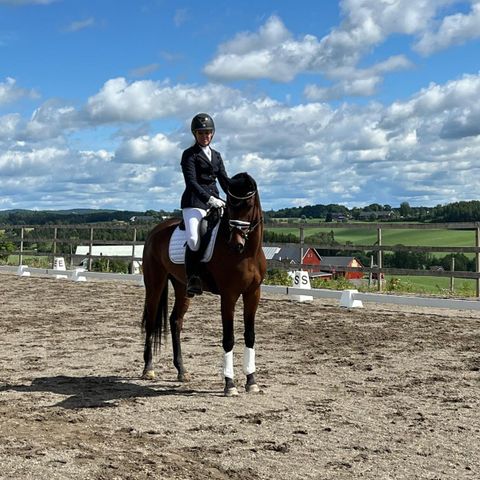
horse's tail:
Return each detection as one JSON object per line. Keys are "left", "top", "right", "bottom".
{"left": 141, "top": 278, "right": 169, "bottom": 353}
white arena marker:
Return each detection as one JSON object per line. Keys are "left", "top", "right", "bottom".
{"left": 339, "top": 289, "right": 363, "bottom": 308}
{"left": 291, "top": 270, "right": 313, "bottom": 302}
{"left": 53, "top": 256, "right": 68, "bottom": 279}
{"left": 17, "top": 265, "right": 30, "bottom": 277}
{"left": 72, "top": 267, "right": 87, "bottom": 282}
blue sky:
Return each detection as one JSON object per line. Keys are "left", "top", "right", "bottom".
{"left": 1, "top": 0, "right": 480, "bottom": 212}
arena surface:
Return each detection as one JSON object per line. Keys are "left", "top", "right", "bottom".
{"left": 1, "top": 272, "right": 479, "bottom": 479}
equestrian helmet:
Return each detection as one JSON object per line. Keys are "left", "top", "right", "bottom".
{"left": 191, "top": 113, "right": 215, "bottom": 133}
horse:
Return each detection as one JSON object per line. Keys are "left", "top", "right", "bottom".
{"left": 141, "top": 172, "right": 266, "bottom": 396}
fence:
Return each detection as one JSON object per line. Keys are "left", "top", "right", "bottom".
{"left": 265, "top": 220, "right": 480, "bottom": 297}
{"left": 1, "top": 221, "right": 480, "bottom": 297}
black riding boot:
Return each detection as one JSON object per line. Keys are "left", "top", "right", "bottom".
{"left": 185, "top": 246, "right": 203, "bottom": 297}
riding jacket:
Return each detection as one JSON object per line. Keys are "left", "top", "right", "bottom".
{"left": 180, "top": 143, "right": 230, "bottom": 209}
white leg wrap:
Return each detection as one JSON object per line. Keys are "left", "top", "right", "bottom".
{"left": 243, "top": 347, "right": 255, "bottom": 375}
{"left": 223, "top": 350, "right": 234, "bottom": 379}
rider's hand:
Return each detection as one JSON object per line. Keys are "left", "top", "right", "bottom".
{"left": 207, "top": 196, "right": 226, "bottom": 209}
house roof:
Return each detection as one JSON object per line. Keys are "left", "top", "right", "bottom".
{"left": 262, "top": 246, "right": 281, "bottom": 260}
{"left": 272, "top": 245, "right": 301, "bottom": 263}
{"left": 319, "top": 256, "right": 361, "bottom": 267}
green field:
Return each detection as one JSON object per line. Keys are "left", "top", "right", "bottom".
{"left": 384, "top": 275, "right": 477, "bottom": 296}
{"left": 266, "top": 224, "right": 476, "bottom": 247}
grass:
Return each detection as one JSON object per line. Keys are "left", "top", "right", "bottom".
{"left": 266, "top": 225, "right": 476, "bottom": 247}
{"left": 383, "top": 275, "right": 477, "bottom": 297}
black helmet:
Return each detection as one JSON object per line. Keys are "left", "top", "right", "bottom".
{"left": 191, "top": 113, "right": 215, "bottom": 133}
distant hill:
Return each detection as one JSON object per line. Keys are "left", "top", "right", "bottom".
{"left": 0, "top": 209, "right": 146, "bottom": 225}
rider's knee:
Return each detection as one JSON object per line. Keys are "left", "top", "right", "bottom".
{"left": 186, "top": 236, "right": 200, "bottom": 251}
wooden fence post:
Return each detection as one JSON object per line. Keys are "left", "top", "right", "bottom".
{"left": 131, "top": 227, "right": 137, "bottom": 274}
{"left": 299, "top": 226, "right": 304, "bottom": 269}
{"left": 377, "top": 227, "right": 383, "bottom": 292}
{"left": 52, "top": 227, "right": 58, "bottom": 268}
{"left": 450, "top": 256, "right": 455, "bottom": 293}
{"left": 88, "top": 227, "right": 94, "bottom": 271}
{"left": 19, "top": 227, "right": 24, "bottom": 266}
{"left": 476, "top": 227, "right": 480, "bottom": 298}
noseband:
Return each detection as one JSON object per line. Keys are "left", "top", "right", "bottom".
{"left": 227, "top": 189, "right": 262, "bottom": 241}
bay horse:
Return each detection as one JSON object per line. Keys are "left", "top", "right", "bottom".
{"left": 141, "top": 172, "right": 266, "bottom": 396}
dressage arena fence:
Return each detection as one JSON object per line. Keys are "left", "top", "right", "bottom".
{"left": 1, "top": 221, "right": 480, "bottom": 311}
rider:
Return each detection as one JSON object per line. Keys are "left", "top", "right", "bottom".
{"left": 180, "top": 113, "right": 230, "bottom": 297}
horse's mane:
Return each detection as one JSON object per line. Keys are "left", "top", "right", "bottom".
{"left": 228, "top": 172, "right": 257, "bottom": 198}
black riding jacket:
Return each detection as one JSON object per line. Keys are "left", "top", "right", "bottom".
{"left": 180, "top": 143, "right": 230, "bottom": 209}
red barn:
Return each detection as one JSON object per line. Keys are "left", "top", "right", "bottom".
{"left": 317, "top": 256, "right": 364, "bottom": 280}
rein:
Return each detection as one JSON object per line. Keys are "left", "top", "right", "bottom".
{"left": 226, "top": 189, "right": 263, "bottom": 241}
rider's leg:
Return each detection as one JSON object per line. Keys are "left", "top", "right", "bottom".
{"left": 183, "top": 208, "right": 206, "bottom": 297}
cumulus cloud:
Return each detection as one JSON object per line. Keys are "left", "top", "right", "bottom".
{"left": 0, "top": 77, "right": 38, "bottom": 105}
{"left": 0, "top": 146, "right": 69, "bottom": 177}
{"left": 85, "top": 77, "right": 242, "bottom": 123}
{"left": 305, "top": 55, "right": 413, "bottom": 100}
{"left": 114, "top": 133, "right": 181, "bottom": 164}
{"left": 380, "top": 73, "right": 480, "bottom": 139}
{"left": 414, "top": 1, "right": 480, "bottom": 55}
{"left": 203, "top": 1, "right": 480, "bottom": 99}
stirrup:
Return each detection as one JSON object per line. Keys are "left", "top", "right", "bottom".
{"left": 187, "top": 275, "right": 203, "bottom": 297}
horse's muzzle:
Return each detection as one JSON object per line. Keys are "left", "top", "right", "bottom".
{"left": 229, "top": 231, "right": 246, "bottom": 254}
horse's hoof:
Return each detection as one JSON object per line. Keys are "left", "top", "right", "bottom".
{"left": 177, "top": 372, "right": 191, "bottom": 382}
{"left": 245, "top": 383, "right": 260, "bottom": 394}
{"left": 224, "top": 387, "right": 239, "bottom": 397}
{"left": 141, "top": 370, "right": 156, "bottom": 380}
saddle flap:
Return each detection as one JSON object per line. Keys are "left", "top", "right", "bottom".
{"left": 169, "top": 217, "right": 221, "bottom": 265}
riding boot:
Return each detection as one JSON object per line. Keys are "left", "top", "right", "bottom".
{"left": 185, "top": 246, "right": 203, "bottom": 297}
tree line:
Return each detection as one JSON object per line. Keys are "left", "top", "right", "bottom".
{"left": 265, "top": 200, "right": 480, "bottom": 222}
{"left": 1, "top": 200, "right": 480, "bottom": 225}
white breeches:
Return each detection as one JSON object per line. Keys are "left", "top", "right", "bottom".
{"left": 182, "top": 207, "right": 207, "bottom": 251}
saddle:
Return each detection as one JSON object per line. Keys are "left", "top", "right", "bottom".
{"left": 169, "top": 208, "right": 222, "bottom": 264}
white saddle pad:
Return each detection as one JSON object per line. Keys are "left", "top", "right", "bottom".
{"left": 169, "top": 223, "right": 220, "bottom": 264}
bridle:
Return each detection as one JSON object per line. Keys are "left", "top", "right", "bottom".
{"left": 226, "top": 189, "right": 263, "bottom": 242}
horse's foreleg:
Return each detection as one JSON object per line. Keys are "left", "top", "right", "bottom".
{"left": 243, "top": 287, "right": 261, "bottom": 393}
{"left": 170, "top": 280, "right": 191, "bottom": 382}
{"left": 221, "top": 295, "right": 239, "bottom": 397}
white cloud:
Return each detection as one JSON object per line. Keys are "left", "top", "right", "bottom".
{"left": 174, "top": 8, "right": 189, "bottom": 27}
{"left": 0, "top": 0, "right": 57, "bottom": 4}
{"left": 414, "top": 1, "right": 480, "bottom": 55}
{"left": 85, "top": 77, "right": 242, "bottom": 123}
{"left": 129, "top": 63, "right": 160, "bottom": 78}
{"left": 0, "top": 77, "right": 38, "bottom": 105}
{"left": 0, "top": 113, "right": 22, "bottom": 140}
{"left": 203, "top": 2, "right": 479, "bottom": 99}
{"left": 305, "top": 55, "right": 413, "bottom": 100}
{"left": 0, "top": 146, "right": 69, "bottom": 176}
{"left": 217, "top": 15, "right": 291, "bottom": 55}
{"left": 64, "top": 17, "right": 95, "bottom": 33}
{"left": 114, "top": 133, "right": 181, "bottom": 164}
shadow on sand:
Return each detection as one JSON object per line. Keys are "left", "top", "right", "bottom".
{"left": 0, "top": 375, "right": 221, "bottom": 408}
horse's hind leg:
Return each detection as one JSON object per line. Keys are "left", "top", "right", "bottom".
{"left": 142, "top": 271, "right": 168, "bottom": 380}
{"left": 170, "top": 278, "right": 191, "bottom": 382}
{"left": 243, "top": 287, "right": 261, "bottom": 393}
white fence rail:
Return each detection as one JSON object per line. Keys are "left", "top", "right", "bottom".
{"left": 2, "top": 265, "right": 479, "bottom": 312}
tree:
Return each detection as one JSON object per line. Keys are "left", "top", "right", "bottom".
{"left": 399, "top": 201, "right": 412, "bottom": 218}
{"left": 0, "top": 234, "right": 15, "bottom": 261}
